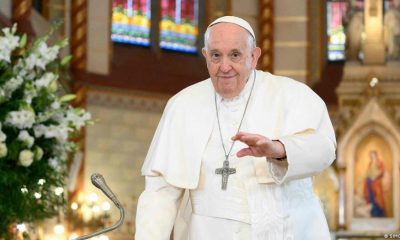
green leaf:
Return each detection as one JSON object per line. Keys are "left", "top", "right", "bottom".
{"left": 56, "top": 38, "right": 69, "bottom": 48}
{"left": 72, "top": 107, "right": 83, "bottom": 114}
{"left": 19, "top": 34, "right": 27, "bottom": 48}
{"left": 59, "top": 94, "right": 76, "bottom": 102}
{"left": 60, "top": 55, "right": 72, "bottom": 66}
{"left": 11, "top": 23, "right": 17, "bottom": 34}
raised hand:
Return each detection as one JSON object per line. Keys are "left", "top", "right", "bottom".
{"left": 232, "top": 132, "right": 286, "bottom": 159}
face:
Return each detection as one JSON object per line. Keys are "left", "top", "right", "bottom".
{"left": 202, "top": 23, "right": 261, "bottom": 98}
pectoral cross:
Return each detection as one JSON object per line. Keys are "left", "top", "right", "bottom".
{"left": 215, "top": 160, "right": 236, "bottom": 190}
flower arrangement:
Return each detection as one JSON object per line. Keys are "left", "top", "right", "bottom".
{"left": 0, "top": 24, "right": 91, "bottom": 238}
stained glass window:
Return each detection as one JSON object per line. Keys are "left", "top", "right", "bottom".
{"left": 111, "top": 0, "right": 151, "bottom": 46}
{"left": 326, "top": 0, "right": 350, "bottom": 61}
{"left": 326, "top": 0, "right": 393, "bottom": 61}
{"left": 160, "top": 0, "right": 199, "bottom": 53}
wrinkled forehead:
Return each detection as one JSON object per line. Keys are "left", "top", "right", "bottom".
{"left": 208, "top": 22, "right": 250, "bottom": 37}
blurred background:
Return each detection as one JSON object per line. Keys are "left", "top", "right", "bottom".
{"left": 0, "top": 0, "right": 399, "bottom": 239}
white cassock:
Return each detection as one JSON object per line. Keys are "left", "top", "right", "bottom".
{"left": 135, "top": 70, "right": 336, "bottom": 240}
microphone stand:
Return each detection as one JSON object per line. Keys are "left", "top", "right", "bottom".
{"left": 75, "top": 174, "right": 125, "bottom": 240}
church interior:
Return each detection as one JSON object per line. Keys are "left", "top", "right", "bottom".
{"left": 0, "top": 0, "right": 400, "bottom": 239}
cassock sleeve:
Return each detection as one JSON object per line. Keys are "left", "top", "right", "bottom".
{"left": 135, "top": 176, "right": 184, "bottom": 240}
{"left": 266, "top": 88, "right": 336, "bottom": 184}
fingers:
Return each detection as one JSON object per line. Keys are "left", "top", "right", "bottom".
{"left": 236, "top": 148, "right": 253, "bottom": 157}
{"left": 232, "top": 132, "right": 266, "bottom": 146}
{"left": 231, "top": 132, "right": 245, "bottom": 141}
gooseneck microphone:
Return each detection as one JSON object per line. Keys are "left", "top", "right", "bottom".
{"left": 91, "top": 173, "right": 122, "bottom": 207}
{"left": 75, "top": 173, "right": 125, "bottom": 240}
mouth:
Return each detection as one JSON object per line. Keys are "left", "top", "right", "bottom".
{"left": 218, "top": 75, "right": 236, "bottom": 80}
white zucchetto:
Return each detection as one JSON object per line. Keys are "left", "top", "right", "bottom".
{"left": 207, "top": 16, "right": 256, "bottom": 40}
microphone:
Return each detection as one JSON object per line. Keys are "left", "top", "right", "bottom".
{"left": 74, "top": 173, "right": 125, "bottom": 240}
{"left": 91, "top": 173, "right": 122, "bottom": 208}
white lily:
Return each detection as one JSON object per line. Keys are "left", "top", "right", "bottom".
{"left": 18, "top": 150, "right": 34, "bottom": 167}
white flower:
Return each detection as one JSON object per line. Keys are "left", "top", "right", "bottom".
{"left": 0, "top": 40, "right": 11, "bottom": 62}
{"left": 3, "top": 76, "right": 23, "bottom": 99}
{"left": 51, "top": 112, "right": 64, "bottom": 123}
{"left": 0, "top": 27, "right": 20, "bottom": 63}
{"left": 66, "top": 109, "right": 92, "bottom": 130}
{"left": 13, "top": 61, "right": 29, "bottom": 78}
{"left": 25, "top": 43, "right": 60, "bottom": 70}
{"left": 25, "top": 53, "right": 45, "bottom": 70}
{"left": 26, "top": 72, "right": 36, "bottom": 81}
{"left": 38, "top": 43, "right": 59, "bottom": 63}
{"left": 33, "top": 124, "right": 69, "bottom": 142}
{"left": 51, "top": 101, "right": 60, "bottom": 110}
{"left": 17, "top": 130, "right": 34, "bottom": 148}
{"left": 5, "top": 109, "right": 36, "bottom": 129}
{"left": 23, "top": 87, "right": 37, "bottom": 104}
{"left": 18, "top": 150, "right": 34, "bottom": 167}
{"left": 48, "top": 157, "right": 60, "bottom": 171}
{"left": 33, "top": 124, "right": 46, "bottom": 137}
{"left": 34, "top": 72, "right": 58, "bottom": 89}
{"left": 47, "top": 79, "right": 58, "bottom": 92}
{"left": 46, "top": 124, "right": 69, "bottom": 142}
{"left": 0, "top": 142, "right": 7, "bottom": 158}
{"left": 0, "top": 89, "right": 5, "bottom": 104}
{"left": 0, "top": 123, "right": 6, "bottom": 142}
{"left": 0, "top": 43, "right": 12, "bottom": 62}
{"left": 34, "top": 146, "right": 43, "bottom": 160}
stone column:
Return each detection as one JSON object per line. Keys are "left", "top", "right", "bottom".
{"left": 337, "top": 167, "right": 347, "bottom": 229}
{"left": 363, "top": 0, "right": 385, "bottom": 64}
{"left": 273, "top": 0, "right": 308, "bottom": 83}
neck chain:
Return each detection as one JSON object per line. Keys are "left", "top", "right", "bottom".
{"left": 214, "top": 70, "right": 256, "bottom": 162}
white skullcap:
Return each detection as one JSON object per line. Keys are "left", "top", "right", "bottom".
{"left": 208, "top": 16, "right": 255, "bottom": 39}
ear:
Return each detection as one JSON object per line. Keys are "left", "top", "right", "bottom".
{"left": 201, "top": 48, "right": 207, "bottom": 59}
{"left": 251, "top": 47, "right": 261, "bottom": 68}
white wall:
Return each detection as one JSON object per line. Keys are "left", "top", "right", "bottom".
{"left": 84, "top": 89, "right": 168, "bottom": 236}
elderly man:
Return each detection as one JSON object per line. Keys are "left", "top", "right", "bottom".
{"left": 135, "top": 16, "right": 336, "bottom": 240}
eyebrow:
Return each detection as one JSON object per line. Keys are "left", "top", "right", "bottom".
{"left": 208, "top": 49, "right": 242, "bottom": 53}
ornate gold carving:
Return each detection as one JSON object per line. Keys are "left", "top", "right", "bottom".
{"left": 70, "top": 0, "right": 87, "bottom": 71}
{"left": 369, "top": 0, "right": 378, "bottom": 17}
{"left": 87, "top": 89, "right": 168, "bottom": 113}
{"left": 335, "top": 76, "right": 400, "bottom": 140}
{"left": 12, "top": 0, "right": 31, "bottom": 20}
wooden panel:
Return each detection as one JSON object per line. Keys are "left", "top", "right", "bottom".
{"left": 258, "top": 0, "right": 274, "bottom": 72}
{"left": 73, "top": 44, "right": 209, "bottom": 94}
{"left": 12, "top": 0, "right": 35, "bottom": 36}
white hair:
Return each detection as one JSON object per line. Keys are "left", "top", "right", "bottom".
{"left": 203, "top": 24, "right": 256, "bottom": 50}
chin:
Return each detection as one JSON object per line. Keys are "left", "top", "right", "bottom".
{"left": 220, "top": 89, "right": 239, "bottom": 98}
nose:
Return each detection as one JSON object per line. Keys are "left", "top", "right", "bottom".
{"left": 219, "top": 57, "right": 232, "bottom": 73}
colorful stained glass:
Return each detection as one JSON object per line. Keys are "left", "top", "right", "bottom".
{"left": 326, "top": 0, "right": 392, "bottom": 61}
{"left": 160, "top": 0, "right": 199, "bottom": 53}
{"left": 111, "top": 0, "right": 151, "bottom": 46}
{"left": 327, "top": 1, "right": 349, "bottom": 61}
